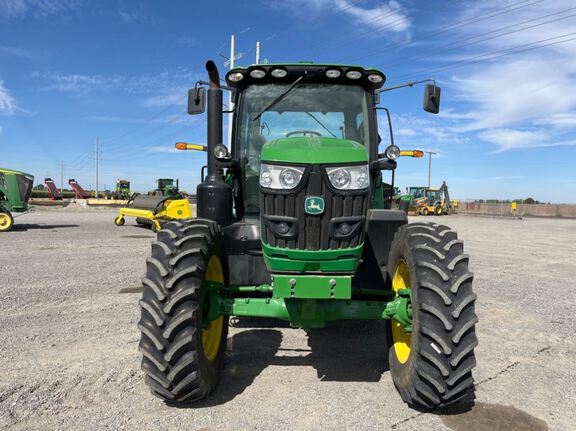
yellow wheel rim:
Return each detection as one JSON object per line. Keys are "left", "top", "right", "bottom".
{"left": 201, "top": 256, "right": 224, "bottom": 362}
{"left": 0, "top": 213, "right": 13, "bottom": 231}
{"left": 392, "top": 259, "right": 412, "bottom": 364}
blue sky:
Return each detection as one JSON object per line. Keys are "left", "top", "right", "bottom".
{"left": 1, "top": 0, "right": 575, "bottom": 202}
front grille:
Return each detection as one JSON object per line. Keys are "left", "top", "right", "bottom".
{"left": 261, "top": 165, "right": 368, "bottom": 250}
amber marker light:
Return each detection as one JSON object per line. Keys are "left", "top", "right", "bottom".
{"left": 399, "top": 150, "right": 424, "bottom": 158}
{"left": 175, "top": 142, "right": 207, "bottom": 151}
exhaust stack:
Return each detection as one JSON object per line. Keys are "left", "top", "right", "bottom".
{"left": 196, "top": 60, "right": 233, "bottom": 227}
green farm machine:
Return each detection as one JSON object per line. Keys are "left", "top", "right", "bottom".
{"left": 152, "top": 178, "right": 180, "bottom": 197}
{"left": 0, "top": 168, "right": 34, "bottom": 232}
{"left": 114, "top": 179, "right": 132, "bottom": 200}
{"left": 138, "top": 61, "right": 477, "bottom": 409}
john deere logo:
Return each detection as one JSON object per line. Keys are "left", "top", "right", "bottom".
{"left": 305, "top": 196, "right": 325, "bottom": 215}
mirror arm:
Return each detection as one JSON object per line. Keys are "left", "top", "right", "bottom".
{"left": 196, "top": 80, "right": 235, "bottom": 93}
{"left": 377, "top": 78, "right": 436, "bottom": 93}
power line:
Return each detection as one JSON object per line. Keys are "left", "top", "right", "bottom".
{"left": 385, "top": 32, "right": 576, "bottom": 85}
{"left": 99, "top": 116, "right": 193, "bottom": 159}
{"left": 98, "top": 104, "right": 179, "bottom": 147}
{"left": 349, "top": 0, "right": 544, "bottom": 65}
{"left": 292, "top": 0, "right": 447, "bottom": 62}
{"left": 98, "top": 124, "right": 194, "bottom": 162}
{"left": 97, "top": 114, "right": 191, "bottom": 159}
{"left": 382, "top": 7, "right": 576, "bottom": 71}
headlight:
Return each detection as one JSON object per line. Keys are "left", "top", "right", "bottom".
{"left": 228, "top": 72, "right": 244, "bottom": 82}
{"left": 385, "top": 145, "right": 400, "bottom": 160}
{"left": 260, "top": 164, "right": 304, "bottom": 189}
{"left": 249, "top": 69, "right": 266, "bottom": 79}
{"left": 213, "top": 144, "right": 228, "bottom": 160}
{"left": 326, "top": 165, "right": 369, "bottom": 190}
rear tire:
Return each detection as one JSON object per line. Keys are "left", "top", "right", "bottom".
{"left": 0, "top": 210, "right": 14, "bottom": 232}
{"left": 138, "top": 218, "right": 228, "bottom": 403}
{"left": 435, "top": 205, "right": 443, "bottom": 216}
{"left": 387, "top": 222, "right": 477, "bottom": 409}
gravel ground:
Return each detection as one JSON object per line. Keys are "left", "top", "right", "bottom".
{"left": 0, "top": 208, "right": 575, "bottom": 430}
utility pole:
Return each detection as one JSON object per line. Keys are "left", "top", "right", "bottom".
{"left": 256, "top": 41, "right": 261, "bottom": 64}
{"left": 60, "top": 160, "right": 64, "bottom": 193}
{"left": 426, "top": 151, "right": 437, "bottom": 188}
{"left": 227, "top": 34, "right": 235, "bottom": 147}
{"left": 95, "top": 138, "right": 99, "bottom": 199}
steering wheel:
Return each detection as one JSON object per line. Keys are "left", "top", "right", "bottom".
{"left": 286, "top": 130, "right": 322, "bottom": 137}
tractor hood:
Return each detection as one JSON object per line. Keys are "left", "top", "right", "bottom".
{"left": 261, "top": 136, "right": 368, "bottom": 165}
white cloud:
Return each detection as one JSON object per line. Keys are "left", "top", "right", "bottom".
{"left": 32, "top": 71, "right": 122, "bottom": 94}
{"left": 32, "top": 68, "right": 201, "bottom": 106}
{"left": 386, "top": 113, "right": 470, "bottom": 149}
{"left": 479, "top": 128, "right": 576, "bottom": 152}
{"left": 335, "top": 0, "right": 410, "bottom": 33}
{"left": 118, "top": 4, "right": 147, "bottom": 23}
{"left": 268, "top": 0, "right": 411, "bottom": 34}
{"left": 436, "top": 0, "right": 576, "bottom": 151}
{"left": 0, "top": 0, "right": 80, "bottom": 19}
{"left": 0, "top": 44, "right": 33, "bottom": 59}
{"left": 0, "top": 80, "right": 18, "bottom": 115}
{"left": 143, "top": 87, "right": 187, "bottom": 108}
{"left": 146, "top": 146, "right": 180, "bottom": 153}
{"left": 395, "top": 128, "right": 417, "bottom": 137}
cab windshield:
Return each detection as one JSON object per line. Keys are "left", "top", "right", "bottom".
{"left": 236, "top": 83, "right": 372, "bottom": 212}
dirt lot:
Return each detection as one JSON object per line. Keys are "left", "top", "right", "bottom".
{"left": 1, "top": 208, "right": 575, "bottom": 430}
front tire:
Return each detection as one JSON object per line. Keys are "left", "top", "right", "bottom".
{"left": 138, "top": 218, "right": 228, "bottom": 403}
{"left": 387, "top": 222, "right": 477, "bottom": 409}
{"left": 0, "top": 210, "right": 14, "bottom": 232}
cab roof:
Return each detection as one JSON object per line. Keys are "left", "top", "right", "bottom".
{"left": 0, "top": 167, "right": 34, "bottom": 178}
{"left": 225, "top": 62, "right": 386, "bottom": 90}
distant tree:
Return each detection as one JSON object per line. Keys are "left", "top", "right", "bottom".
{"left": 34, "top": 184, "right": 45, "bottom": 191}
{"left": 524, "top": 197, "right": 536, "bottom": 204}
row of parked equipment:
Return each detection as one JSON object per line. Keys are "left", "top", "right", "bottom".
{"left": 0, "top": 168, "right": 188, "bottom": 232}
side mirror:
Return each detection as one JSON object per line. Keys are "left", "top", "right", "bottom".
{"left": 188, "top": 87, "right": 206, "bottom": 115}
{"left": 423, "top": 84, "right": 441, "bottom": 114}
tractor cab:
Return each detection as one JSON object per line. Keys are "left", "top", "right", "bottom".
{"left": 227, "top": 64, "right": 383, "bottom": 215}
{"left": 114, "top": 179, "right": 131, "bottom": 200}
{"left": 154, "top": 178, "right": 180, "bottom": 197}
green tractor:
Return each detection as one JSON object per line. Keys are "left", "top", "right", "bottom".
{"left": 114, "top": 179, "right": 131, "bottom": 200}
{"left": 152, "top": 178, "right": 181, "bottom": 197}
{"left": 138, "top": 61, "right": 477, "bottom": 409}
{"left": 0, "top": 168, "right": 34, "bottom": 232}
